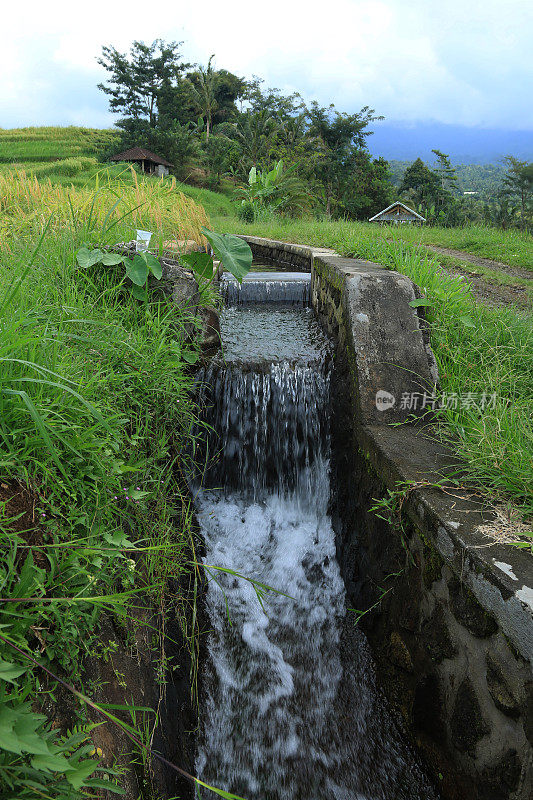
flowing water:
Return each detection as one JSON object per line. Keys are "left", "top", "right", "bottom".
{"left": 221, "top": 272, "right": 312, "bottom": 305}
{"left": 194, "top": 273, "right": 437, "bottom": 800}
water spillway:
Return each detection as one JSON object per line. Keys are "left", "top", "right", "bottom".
{"left": 193, "top": 273, "right": 438, "bottom": 800}
{"left": 221, "top": 271, "right": 311, "bottom": 305}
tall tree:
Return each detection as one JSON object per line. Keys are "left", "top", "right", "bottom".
{"left": 98, "top": 40, "right": 188, "bottom": 127}
{"left": 187, "top": 55, "right": 218, "bottom": 142}
{"left": 500, "top": 156, "right": 533, "bottom": 226}
{"left": 400, "top": 158, "right": 440, "bottom": 208}
{"left": 431, "top": 149, "right": 457, "bottom": 194}
{"left": 306, "top": 102, "right": 382, "bottom": 217}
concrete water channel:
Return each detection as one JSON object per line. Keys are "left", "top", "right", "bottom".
{"left": 193, "top": 270, "right": 437, "bottom": 799}
{"left": 187, "top": 239, "right": 533, "bottom": 800}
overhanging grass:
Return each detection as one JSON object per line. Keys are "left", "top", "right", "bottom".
{"left": 218, "top": 216, "right": 533, "bottom": 518}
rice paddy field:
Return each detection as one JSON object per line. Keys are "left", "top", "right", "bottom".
{"left": 0, "top": 126, "right": 119, "bottom": 163}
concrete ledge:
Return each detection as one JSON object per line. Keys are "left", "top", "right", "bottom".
{"left": 237, "top": 234, "right": 336, "bottom": 272}
{"left": 360, "top": 424, "right": 533, "bottom": 667}
{"left": 313, "top": 254, "right": 439, "bottom": 425}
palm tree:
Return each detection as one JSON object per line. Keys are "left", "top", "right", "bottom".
{"left": 188, "top": 55, "right": 218, "bottom": 142}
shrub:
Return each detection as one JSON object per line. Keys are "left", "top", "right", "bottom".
{"left": 237, "top": 201, "right": 255, "bottom": 223}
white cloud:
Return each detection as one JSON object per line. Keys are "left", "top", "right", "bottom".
{"left": 0, "top": 0, "right": 531, "bottom": 129}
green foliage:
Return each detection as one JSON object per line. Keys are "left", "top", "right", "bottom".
{"left": 500, "top": 156, "right": 533, "bottom": 228}
{"left": 205, "top": 134, "right": 241, "bottom": 184}
{"left": 98, "top": 40, "right": 189, "bottom": 127}
{"left": 76, "top": 247, "right": 163, "bottom": 297}
{"left": 181, "top": 228, "right": 252, "bottom": 284}
{"left": 235, "top": 159, "right": 310, "bottom": 216}
{"left": 95, "top": 40, "right": 394, "bottom": 219}
{"left": 187, "top": 55, "right": 218, "bottom": 141}
{"left": 237, "top": 200, "right": 255, "bottom": 223}
{"left": 0, "top": 691, "right": 124, "bottom": 799}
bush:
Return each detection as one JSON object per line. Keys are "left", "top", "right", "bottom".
{"left": 237, "top": 201, "right": 255, "bottom": 223}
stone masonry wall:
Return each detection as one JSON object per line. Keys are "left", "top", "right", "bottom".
{"left": 314, "top": 250, "right": 533, "bottom": 800}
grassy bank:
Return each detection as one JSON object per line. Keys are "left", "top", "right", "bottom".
{"left": 0, "top": 171, "right": 210, "bottom": 796}
{"left": 221, "top": 216, "right": 533, "bottom": 520}
{"left": 383, "top": 222, "right": 532, "bottom": 270}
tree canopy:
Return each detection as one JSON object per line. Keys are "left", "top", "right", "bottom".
{"left": 97, "top": 39, "right": 530, "bottom": 228}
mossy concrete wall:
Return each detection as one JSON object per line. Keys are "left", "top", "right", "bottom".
{"left": 240, "top": 235, "right": 533, "bottom": 800}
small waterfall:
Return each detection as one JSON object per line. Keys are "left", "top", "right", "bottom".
{"left": 195, "top": 361, "right": 330, "bottom": 504}
{"left": 193, "top": 276, "right": 438, "bottom": 800}
{"left": 221, "top": 272, "right": 311, "bottom": 305}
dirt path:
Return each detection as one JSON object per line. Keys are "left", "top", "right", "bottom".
{"left": 422, "top": 244, "right": 532, "bottom": 281}
{"left": 417, "top": 245, "right": 532, "bottom": 311}
{"left": 440, "top": 266, "right": 531, "bottom": 310}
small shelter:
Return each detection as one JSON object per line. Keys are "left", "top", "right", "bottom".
{"left": 110, "top": 147, "right": 173, "bottom": 177}
{"left": 369, "top": 201, "right": 426, "bottom": 225}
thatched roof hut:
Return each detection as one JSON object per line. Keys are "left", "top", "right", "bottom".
{"left": 110, "top": 147, "right": 173, "bottom": 175}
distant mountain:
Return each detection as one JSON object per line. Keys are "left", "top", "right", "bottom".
{"left": 367, "top": 121, "right": 533, "bottom": 164}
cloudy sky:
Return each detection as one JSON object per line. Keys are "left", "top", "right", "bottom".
{"left": 1, "top": 0, "right": 532, "bottom": 136}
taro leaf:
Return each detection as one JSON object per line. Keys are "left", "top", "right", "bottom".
{"left": 201, "top": 228, "right": 252, "bottom": 284}
{"left": 126, "top": 254, "right": 149, "bottom": 286}
{"left": 129, "top": 284, "right": 147, "bottom": 301}
{"left": 408, "top": 298, "right": 432, "bottom": 308}
{"left": 76, "top": 247, "right": 104, "bottom": 269}
{"left": 144, "top": 252, "right": 162, "bottom": 280}
{"left": 181, "top": 252, "right": 214, "bottom": 281}
{"left": 100, "top": 253, "right": 126, "bottom": 266}
{"left": 458, "top": 315, "right": 476, "bottom": 328}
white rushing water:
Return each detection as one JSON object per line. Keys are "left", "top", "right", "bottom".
{"left": 194, "top": 281, "right": 437, "bottom": 800}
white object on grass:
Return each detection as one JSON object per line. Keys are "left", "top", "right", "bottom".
{"left": 135, "top": 229, "right": 152, "bottom": 252}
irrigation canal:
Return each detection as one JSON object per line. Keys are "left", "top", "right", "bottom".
{"left": 192, "top": 271, "right": 438, "bottom": 800}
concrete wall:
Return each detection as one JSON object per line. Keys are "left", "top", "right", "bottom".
{"left": 239, "top": 235, "right": 533, "bottom": 800}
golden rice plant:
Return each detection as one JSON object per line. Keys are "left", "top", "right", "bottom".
{"left": 0, "top": 167, "right": 209, "bottom": 250}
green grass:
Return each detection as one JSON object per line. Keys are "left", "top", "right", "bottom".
{"left": 0, "top": 126, "right": 119, "bottom": 163}
{"left": 220, "top": 216, "right": 533, "bottom": 519}
{"left": 0, "top": 174, "right": 211, "bottom": 797}
{"left": 382, "top": 222, "right": 533, "bottom": 270}
{"left": 411, "top": 248, "right": 533, "bottom": 304}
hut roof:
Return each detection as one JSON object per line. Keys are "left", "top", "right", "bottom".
{"left": 369, "top": 201, "right": 426, "bottom": 222}
{"left": 110, "top": 147, "right": 173, "bottom": 167}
